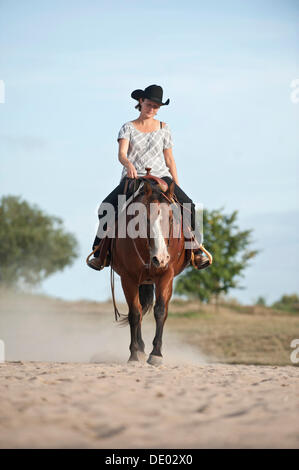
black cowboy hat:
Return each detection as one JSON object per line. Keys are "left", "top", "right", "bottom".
{"left": 131, "top": 84, "right": 170, "bottom": 106}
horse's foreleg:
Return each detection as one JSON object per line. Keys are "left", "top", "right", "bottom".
{"left": 148, "top": 275, "right": 173, "bottom": 365}
{"left": 121, "top": 276, "right": 142, "bottom": 362}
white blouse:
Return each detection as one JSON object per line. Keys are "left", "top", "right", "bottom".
{"left": 117, "top": 121, "right": 173, "bottom": 182}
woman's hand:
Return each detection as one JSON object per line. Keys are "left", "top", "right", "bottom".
{"left": 118, "top": 140, "right": 137, "bottom": 178}
{"left": 125, "top": 162, "right": 138, "bottom": 179}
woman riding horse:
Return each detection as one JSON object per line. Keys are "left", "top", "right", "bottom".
{"left": 87, "top": 84, "right": 210, "bottom": 271}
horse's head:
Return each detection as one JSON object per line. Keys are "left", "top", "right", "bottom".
{"left": 142, "top": 180, "right": 175, "bottom": 269}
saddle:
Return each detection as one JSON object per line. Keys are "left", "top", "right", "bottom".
{"left": 124, "top": 167, "right": 168, "bottom": 194}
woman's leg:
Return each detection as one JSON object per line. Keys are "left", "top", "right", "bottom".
{"left": 161, "top": 177, "right": 196, "bottom": 232}
{"left": 92, "top": 177, "right": 128, "bottom": 255}
{"left": 160, "top": 177, "right": 211, "bottom": 272}
{"left": 160, "top": 177, "right": 211, "bottom": 270}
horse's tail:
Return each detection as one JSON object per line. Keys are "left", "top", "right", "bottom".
{"left": 139, "top": 283, "right": 154, "bottom": 316}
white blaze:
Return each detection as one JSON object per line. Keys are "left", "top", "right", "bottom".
{"left": 151, "top": 208, "right": 169, "bottom": 265}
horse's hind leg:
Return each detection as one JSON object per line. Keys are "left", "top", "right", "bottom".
{"left": 121, "top": 276, "right": 142, "bottom": 362}
{"left": 136, "top": 325, "right": 146, "bottom": 362}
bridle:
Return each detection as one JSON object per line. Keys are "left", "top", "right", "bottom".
{"left": 129, "top": 187, "right": 177, "bottom": 273}
{"left": 109, "top": 183, "right": 195, "bottom": 321}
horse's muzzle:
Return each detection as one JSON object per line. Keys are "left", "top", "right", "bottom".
{"left": 151, "top": 254, "right": 170, "bottom": 269}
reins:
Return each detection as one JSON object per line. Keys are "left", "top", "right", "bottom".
{"left": 110, "top": 237, "right": 122, "bottom": 321}
{"left": 91, "top": 178, "right": 213, "bottom": 321}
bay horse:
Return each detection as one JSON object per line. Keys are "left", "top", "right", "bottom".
{"left": 109, "top": 174, "right": 193, "bottom": 365}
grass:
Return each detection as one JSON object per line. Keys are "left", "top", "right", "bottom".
{"left": 221, "top": 303, "right": 299, "bottom": 317}
{"left": 169, "top": 310, "right": 210, "bottom": 319}
{"left": 167, "top": 300, "right": 299, "bottom": 366}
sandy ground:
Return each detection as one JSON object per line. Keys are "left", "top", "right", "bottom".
{"left": 0, "top": 360, "right": 299, "bottom": 449}
{"left": 0, "top": 292, "right": 298, "bottom": 449}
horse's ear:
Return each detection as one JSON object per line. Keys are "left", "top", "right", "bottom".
{"left": 166, "top": 181, "right": 175, "bottom": 200}
{"left": 144, "top": 180, "right": 152, "bottom": 198}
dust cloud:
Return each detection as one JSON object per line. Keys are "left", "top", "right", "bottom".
{"left": 0, "top": 290, "right": 207, "bottom": 365}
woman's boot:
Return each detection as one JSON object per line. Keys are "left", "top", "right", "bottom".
{"left": 87, "top": 236, "right": 110, "bottom": 271}
{"left": 192, "top": 249, "right": 210, "bottom": 270}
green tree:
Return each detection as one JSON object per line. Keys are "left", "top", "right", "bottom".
{"left": 272, "top": 294, "right": 299, "bottom": 313}
{"left": 0, "top": 195, "right": 79, "bottom": 287}
{"left": 256, "top": 296, "right": 267, "bottom": 306}
{"left": 175, "top": 207, "right": 259, "bottom": 303}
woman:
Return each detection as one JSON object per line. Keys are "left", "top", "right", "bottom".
{"left": 87, "top": 84, "right": 209, "bottom": 270}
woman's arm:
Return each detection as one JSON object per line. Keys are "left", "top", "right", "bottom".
{"left": 163, "top": 148, "right": 179, "bottom": 185}
{"left": 118, "top": 139, "right": 137, "bottom": 178}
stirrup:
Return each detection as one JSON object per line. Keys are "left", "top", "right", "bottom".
{"left": 86, "top": 244, "right": 110, "bottom": 270}
{"left": 190, "top": 244, "right": 213, "bottom": 269}
{"left": 87, "top": 257, "right": 105, "bottom": 271}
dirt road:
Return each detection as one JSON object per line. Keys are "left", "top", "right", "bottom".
{"left": 0, "top": 360, "right": 298, "bottom": 449}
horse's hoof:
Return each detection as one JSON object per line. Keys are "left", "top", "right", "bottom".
{"left": 137, "top": 351, "right": 147, "bottom": 362}
{"left": 128, "top": 356, "right": 139, "bottom": 363}
{"left": 147, "top": 354, "right": 163, "bottom": 366}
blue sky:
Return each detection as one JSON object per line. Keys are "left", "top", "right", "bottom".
{"left": 0, "top": 0, "right": 298, "bottom": 305}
